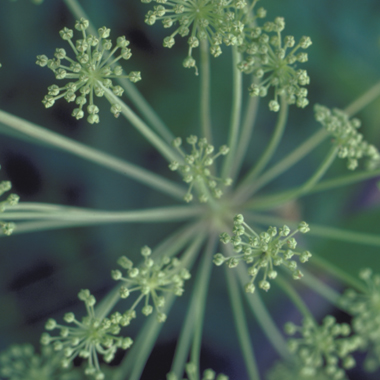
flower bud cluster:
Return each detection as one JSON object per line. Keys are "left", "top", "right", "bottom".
{"left": 284, "top": 316, "right": 361, "bottom": 379}
{"left": 166, "top": 362, "right": 229, "bottom": 380}
{"left": 0, "top": 344, "right": 78, "bottom": 380}
{"left": 340, "top": 268, "right": 380, "bottom": 372}
{"left": 267, "top": 360, "right": 340, "bottom": 380}
{"left": 240, "top": 17, "right": 311, "bottom": 111}
{"left": 140, "top": 0, "right": 264, "bottom": 73}
{"left": 0, "top": 168, "right": 19, "bottom": 236}
{"left": 111, "top": 246, "right": 191, "bottom": 323}
{"left": 214, "top": 215, "right": 311, "bottom": 293}
{"left": 314, "top": 104, "right": 380, "bottom": 170}
{"left": 36, "top": 18, "right": 141, "bottom": 124}
{"left": 41, "top": 289, "right": 133, "bottom": 380}
{"left": 169, "top": 135, "right": 232, "bottom": 203}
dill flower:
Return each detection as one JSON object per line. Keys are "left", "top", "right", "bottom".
{"left": 166, "top": 362, "right": 228, "bottom": 380}
{"left": 0, "top": 168, "right": 19, "bottom": 236}
{"left": 140, "top": 0, "right": 264, "bottom": 73}
{"left": 40, "top": 289, "right": 132, "bottom": 380}
{"left": 0, "top": 344, "right": 79, "bottom": 380}
{"left": 111, "top": 246, "right": 191, "bottom": 322}
{"left": 169, "top": 135, "right": 232, "bottom": 203}
{"left": 314, "top": 104, "right": 380, "bottom": 170}
{"left": 340, "top": 268, "right": 380, "bottom": 372}
{"left": 284, "top": 316, "right": 361, "bottom": 379}
{"left": 214, "top": 215, "right": 311, "bottom": 292}
{"left": 36, "top": 18, "right": 141, "bottom": 124}
{"left": 267, "top": 361, "right": 346, "bottom": 380}
{"left": 241, "top": 17, "right": 311, "bottom": 111}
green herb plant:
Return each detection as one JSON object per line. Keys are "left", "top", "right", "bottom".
{"left": 1, "top": 1, "right": 380, "bottom": 380}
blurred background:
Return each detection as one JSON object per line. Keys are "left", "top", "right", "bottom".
{"left": 0, "top": 0, "right": 380, "bottom": 379}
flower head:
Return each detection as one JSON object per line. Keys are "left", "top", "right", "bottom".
{"left": 0, "top": 344, "right": 79, "bottom": 380}
{"left": 40, "top": 289, "right": 132, "bottom": 380}
{"left": 111, "top": 246, "right": 191, "bottom": 322}
{"left": 314, "top": 104, "right": 380, "bottom": 170}
{"left": 166, "top": 362, "right": 228, "bottom": 380}
{"left": 284, "top": 316, "right": 361, "bottom": 380}
{"left": 214, "top": 215, "right": 311, "bottom": 292}
{"left": 241, "top": 17, "right": 311, "bottom": 111}
{"left": 340, "top": 268, "right": 380, "bottom": 371}
{"left": 36, "top": 18, "right": 141, "bottom": 124}
{"left": 0, "top": 168, "right": 19, "bottom": 236}
{"left": 140, "top": 0, "right": 263, "bottom": 73}
{"left": 169, "top": 135, "right": 232, "bottom": 203}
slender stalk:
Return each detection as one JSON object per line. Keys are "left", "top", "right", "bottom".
{"left": 222, "top": 47, "right": 242, "bottom": 179}
{"left": 247, "top": 213, "right": 380, "bottom": 248}
{"left": 103, "top": 86, "right": 179, "bottom": 162}
{"left": 234, "top": 129, "right": 328, "bottom": 202}
{"left": 344, "top": 79, "right": 380, "bottom": 117}
{"left": 301, "top": 269, "right": 341, "bottom": 307}
{"left": 243, "top": 145, "right": 337, "bottom": 209}
{"left": 241, "top": 96, "right": 288, "bottom": 185}
{"left": 113, "top": 234, "right": 206, "bottom": 380}
{"left": 63, "top": 0, "right": 174, "bottom": 143}
{"left": 0, "top": 109, "right": 185, "bottom": 199}
{"left": 200, "top": 39, "right": 213, "bottom": 144}
{"left": 190, "top": 234, "right": 216, "bottom": 370}
{"left": 276, "top": 275, "right": 315, "bottom": 322}
{"left": 311, "top": 255, "right": 366, "bottom": 293}
{"left": 236, "top": 265, "right": 290, "bottom": 360}
{"left": 225, "top": 266, "right": 260, "bottom": 380}
{"left": 247, "top": 167, "right": 380, "bottom": 210}
{"left": 231, "top": 93, "right": 260, "bottom": 180}
{"left": 2, "top": 205, "right": 204, "bottom": 222}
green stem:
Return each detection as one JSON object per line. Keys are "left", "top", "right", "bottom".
{"left": 0, "top": 109, "right": 185, "bottom": 199}
{"left": 222, "top": 47, "right": 242, "bottom": 179}
{"left": 344, "top": 79, "right": 380, "bottom": 117}
{"left": 236, "top": 265, "right": 290, "bottom": 360}
{"left": 190, "top": 234, "right": 216, "bottom": 370}
{"left": 225, "top": 267, "right": 260, "bottom": 380}
{"left": 247, "top": 213, "right": 380, "bottom": 248}
{"left": 63, "top": 0, "right": 174, "bottom": 143}
{"left": 247, "top": 168, "right": 380, "bottom": 211}
{"left": 241, "top": 96, "right": 288, "bottom": 185}
{"left": 243, "top": 145, "right": 337, "bottom": 209}
{"left": 311, "top": 255, "right": 366, "bottom": 293}
{"left": 301, "top": 268, "right": 341, "bottom": 307}
{"left": 2, "top": 205, "right": 203, "bottom": 222}
{"left": 200, "top": 39, "right": 212, "bottom": 144}
{"left": 231, "top": 92, "right": 260, "bottom": 180}
{"left": 233, "top": 129, "right": 328, "bottom": 202}
{"left": 103, "top": 86, "right": 179, "bottom": 162}
{"left": 113, "top": 234, "right": 206, "bottom": 380}
{"left": 276, "top": 275, "right": 315, "bottom": 322}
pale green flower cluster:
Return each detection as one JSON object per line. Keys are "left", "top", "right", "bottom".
{"left": 140, "top": 0, "right": 266, "bottom": 73}
{"left": 241, "top": 18, "right": 311, "bottom": 111}
{"left": 340, "top": 268, "right": 380, "bottom": 372}
{"left": 111, "top": 246, "right": 191, "bottom": 322}
{"left": 314, "top": 104, "right": 380, "bottom": 170}
{"left": 0, "top": 168, "right": 19, "bottom": 236}
{"left": 41, "top": 289, "right": 133, "bottom": 380}
{"left": 167, "top": 362, "right": 228, "bottom": 380}
{"left": 267, "top": 361, "right": 345, "bottom": 380}
{"left": 169, "top": 135, "right": 232, "bottom": 203}
{"left": 36, "top": 18, "right": 141, "bottom": 124}
{"left": 284, "top": 316, "right": 361, "bottom": 380}
{"left": 0, "top": 344, "right": 80, "bottom": 380}
{"left": 214, "top": 215, "right": 311, "bottom": 292}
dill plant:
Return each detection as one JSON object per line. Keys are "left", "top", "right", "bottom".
{"left": 0, "top": 1, "right": 380, "bottom": 380}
